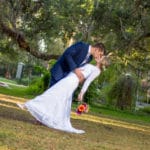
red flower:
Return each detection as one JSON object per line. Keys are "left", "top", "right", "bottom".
{"left": 76, "top": 103, "right": 89, "bottom": 115}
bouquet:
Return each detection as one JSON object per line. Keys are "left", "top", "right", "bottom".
{"left": 76, "top": 102, "right": 89, "bottom": 115}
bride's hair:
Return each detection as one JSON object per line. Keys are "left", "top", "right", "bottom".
{"left": 97, "top": 54, "right": 111, "bottom": 70}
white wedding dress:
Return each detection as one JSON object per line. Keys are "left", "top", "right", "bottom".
{"left": 24, "top": 64, "right": 100, "bottom": 134}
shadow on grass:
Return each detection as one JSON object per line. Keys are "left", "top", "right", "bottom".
{"left": 0, "top": 105, "right": 36, "bottom": 125}
{"left": 1, "top": 96, "right": 150, "bottom": 136}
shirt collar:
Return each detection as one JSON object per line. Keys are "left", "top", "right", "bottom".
{"left": 88, "top": 45, "right": 91, "bottom": 54}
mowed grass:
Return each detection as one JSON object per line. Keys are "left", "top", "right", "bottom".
{"left": 1, "top": 85, "right": 150, "bottom": 125}
{"left": 0, "top": 82, "right": 150, "bottom": 150}
{"left": 0, "top": 84, "right": 36, "bottom": 99}
{"left": 0, "top": 95, "right": 150, "bottom": 150}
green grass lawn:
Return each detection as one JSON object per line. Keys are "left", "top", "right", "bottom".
{"left": 0, "top": 86, "right": 33, "bottom": 100}
{"left": 88, "top": 104, "right": 150, "bottom": 125}
{"left": 0, "top": 101, "right": 150, "bottom": 150}
{"left": 0, "top": 79, "right": 150, "bottom": 150}
{"left": 0, "top": 82, "right": 150, "bottom": 124}
{"left": 0, "top": 77, "right": 18, "bottom": 84}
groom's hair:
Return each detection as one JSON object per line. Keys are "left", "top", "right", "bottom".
{"left": 93, "top": 43, "right": 106, "bottom": 54}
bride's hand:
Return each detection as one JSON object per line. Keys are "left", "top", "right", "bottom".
{"left": 95, "top": 55, "right": 103, "bottom": 64}
{"left": 95, "top": 56, "right": 103, "bottom": 69}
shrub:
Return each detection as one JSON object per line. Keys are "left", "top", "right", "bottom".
{"left": 140, "top": 106, "right": 150, "bottom": 114}
{"left": 26, "top": 72, "right": 50, "bottom": 96}
{"left": 108, "top": 74, "right": 136, "bottom": 110}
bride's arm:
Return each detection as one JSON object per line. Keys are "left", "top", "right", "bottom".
{"left": 78, "top": 69, "right": 100, "bottom": 101}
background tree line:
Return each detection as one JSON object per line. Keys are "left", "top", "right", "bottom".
{"left": 0, "top": 0, "right": 149, "bottom": 110}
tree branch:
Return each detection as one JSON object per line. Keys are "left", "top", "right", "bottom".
{"left": 127, "top": 31, "right": 150, "bottom": 52}
{"left": 0, "top": 20, "right": 59, "bottom": 60}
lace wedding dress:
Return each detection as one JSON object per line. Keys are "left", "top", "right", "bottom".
{"left": 22, "top": 64, "right": 100, "bottom": 134}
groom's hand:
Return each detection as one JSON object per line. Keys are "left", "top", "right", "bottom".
{"left": 74, "top": 68, "right": 84, "bottom": 83}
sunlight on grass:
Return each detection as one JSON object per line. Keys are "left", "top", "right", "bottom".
{"left": 0, "top": 145, "right": 9, "bottom": 150}
{"left": 0, "top": 94, "right": 26, "bottom": 103}
{"left": 71, "top": 113, "right": 150, "bottom": 134}
{"left": 0, "top": 93, "right": 150, "bottom": 135}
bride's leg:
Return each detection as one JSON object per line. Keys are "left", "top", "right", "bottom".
{"left": 17, "top": 103, "right": 26, "bottom": 110}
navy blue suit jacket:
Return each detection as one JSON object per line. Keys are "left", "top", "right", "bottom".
{"left": 50, "top": 41, "right": 92, "bottom": 86}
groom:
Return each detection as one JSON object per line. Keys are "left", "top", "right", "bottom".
{"left": 49, "top": 41, "right": 106, "bottom": 87}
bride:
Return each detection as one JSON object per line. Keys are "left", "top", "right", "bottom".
{"left": 17, "top": 56, "right": 109, "bottom": 134}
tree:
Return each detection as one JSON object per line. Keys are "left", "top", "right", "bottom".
{"left": 108, "top": 74, "right": 136, "bottom": 110}
{"left": 0, "top": 0, "right": 97, "bottom": 60}
{"left": 0, "top": 0, "right": 149, "bottom": 79}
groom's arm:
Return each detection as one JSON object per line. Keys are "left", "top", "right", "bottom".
{"left": 63, "top": 42, "right": 86, "bottom": 71}
{"left": 74, "top": 68, "right": 84, "bottom": 83}
{"left": 63, "top": 42, "right": 86, "bottom": 81}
